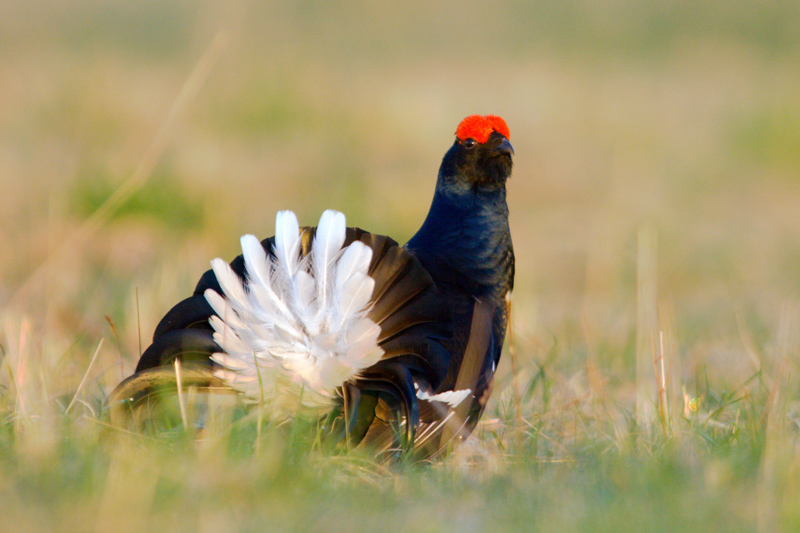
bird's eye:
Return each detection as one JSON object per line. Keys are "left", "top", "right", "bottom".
{"left": 463, "top": 138, "right": 477, "bottom": 149}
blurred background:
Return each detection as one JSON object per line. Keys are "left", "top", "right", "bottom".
{"left": 1, "top": 0, "right": 800, "bottom": 441}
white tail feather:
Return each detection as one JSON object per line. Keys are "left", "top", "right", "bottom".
{"left": 335, "top": 240, "right": 372, "bottom": 288}
{"left": 416, "top": 387, "right": 473, "bottom": 408}
{"left": 205, "top": 210, "right": 383, "bottom": 418}
{"left": 334, "top": 241, "right": 374, "bottom": 330}
{"left": 274, "top": 211, "right": 300, "bottom": 275}
{"left": 313, "top": 210, "right": 346, "bottom": 319}
{"left": 205, "top": 289, "right": 247, "bottom": 331}
{"left": 340, "top": 273, "right": 374, "bottom": 319}
{"left": 211, "top": 259, "right": 248, "bottom": 307}
{"left": 208, "top": 315, "right": 253, "bottom": 355}
{"left": 241, "top": 234, "right": 270, "bottom": 288}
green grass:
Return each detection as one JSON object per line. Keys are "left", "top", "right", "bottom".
{"left": 2, "top": 0, "right": 800, "bottom": 531}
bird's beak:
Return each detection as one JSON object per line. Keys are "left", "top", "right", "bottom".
{"left": 492, "top": 138, "right": 514, "bottom": 157}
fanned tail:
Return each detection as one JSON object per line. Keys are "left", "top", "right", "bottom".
{"left": 107, "top": 210, "right": 456, "bottom": 456}
{"left": 204, "top": 210, "right": 383, "bottom": 416}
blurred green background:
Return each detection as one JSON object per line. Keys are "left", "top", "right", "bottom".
{"left": 2, "top": 0, "right": 800, "bottom": 530}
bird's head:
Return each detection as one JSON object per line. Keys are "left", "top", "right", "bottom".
{"left": 438, "top": 115, "right": 514, "bottom": 192}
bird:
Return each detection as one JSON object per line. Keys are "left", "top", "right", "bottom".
{"left": 106, "top": 114, "right": 515, "bottom": 457}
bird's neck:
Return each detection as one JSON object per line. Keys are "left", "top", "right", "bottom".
{"left": 406, "top": 182, "right": 512, "bottom": 300}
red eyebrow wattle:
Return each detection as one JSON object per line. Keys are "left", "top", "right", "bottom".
{"left": 455, "top": 115, "right": 510, "bottom": 144}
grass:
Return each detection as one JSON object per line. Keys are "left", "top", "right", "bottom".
{"left": 2, "top": 0, "right": 800, "bottom": 530}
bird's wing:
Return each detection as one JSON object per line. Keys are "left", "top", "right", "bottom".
{"left": 427, "top": 298, "right": 496, "bottom": 451}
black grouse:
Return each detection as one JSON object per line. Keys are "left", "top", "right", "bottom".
{"left": 107, "top": 114, "right": 515, "bottom": 457}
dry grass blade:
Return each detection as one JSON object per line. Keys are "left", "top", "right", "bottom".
{"left": 104, "top": 315, "right": 125, "bottom": 383}
{"left": 174, "top": 358, "right": 189, "bottom": 431}
{"left": 653, "top": 331, "right": 668, "bottom": 439}
{"left": 1, "top": 321, "right": 26, "bottom": 420}
{"left": 135, "top": 287, "right": 142, "bottom": 358}
{"left": 635, "top": 226, "right": 658, "bottom": 432}
{"left": 254, "top": 352, "right": 265, "bottom": 454}
{"left": 65, "top": 337, "right": 105, "bottom": 415}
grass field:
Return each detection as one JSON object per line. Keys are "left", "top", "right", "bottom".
{"left": 2, "top": 0, "right": 800, "bottom": 530}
